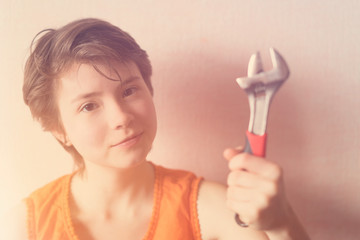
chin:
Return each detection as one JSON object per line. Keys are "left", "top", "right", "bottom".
{"left": 124, "top": 158, "right": 147, "bottom": 169}
{"left": 111, "top": 153, "right": 149, "bottom": 170}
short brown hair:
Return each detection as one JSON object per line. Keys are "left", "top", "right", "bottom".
{"left": 23, "top": 18, "right": 153, "bottom": 170}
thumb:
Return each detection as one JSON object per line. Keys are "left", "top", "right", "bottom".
{"left": 223, "top": 146, "right": 244, "bottom": 161}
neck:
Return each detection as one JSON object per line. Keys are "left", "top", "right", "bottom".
{"left": 70, "top": 160, "right": 155, "bottom": 220}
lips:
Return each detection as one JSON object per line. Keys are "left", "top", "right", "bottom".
{"left": 111, "top": 132, "right": 143, "bottom": 148}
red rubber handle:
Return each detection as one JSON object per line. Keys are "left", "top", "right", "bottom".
{"left": 244, "top": 131, "right": 267, "bottom": 157}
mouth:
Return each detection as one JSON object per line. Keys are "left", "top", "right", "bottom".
{"left": 111, "top": 132, "right": 143, "bottom": 148}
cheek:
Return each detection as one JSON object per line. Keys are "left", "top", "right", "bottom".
{"left": 142, "top": 100, "right": 157, "bottom": 132}
{"left": 62, "top": 114, "right": 106, "bottom": 150}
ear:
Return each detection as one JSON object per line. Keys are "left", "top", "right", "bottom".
{"left": 51, "top": 130, "right": 72, "bottom": 147}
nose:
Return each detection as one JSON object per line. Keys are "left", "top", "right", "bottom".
{"left": 106, "top": 101, "right": 134, "bottom": 129}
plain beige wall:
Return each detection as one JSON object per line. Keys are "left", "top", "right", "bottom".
{"left": 0, "top": 0, "right": 359, "bottom": 239}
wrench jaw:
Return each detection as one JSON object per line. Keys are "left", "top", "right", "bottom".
{"left": 236, "top": 48, "right": 289, "bottom": 89}
{"left": 236, "top": 48, "right": 290, "bottom": 135}
{"left": 247, "top": 52, "right": 263, "bottom": 77}
{"left": 269, "top": 47, "right": 290, "bottom": 80}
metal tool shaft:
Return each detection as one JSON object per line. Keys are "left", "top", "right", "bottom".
{"left": 234, "top": 48, "right": 290, "bottom": 227}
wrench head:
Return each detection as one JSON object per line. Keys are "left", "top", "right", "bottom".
{"left": 237, "top": 48, "right": 290, "bottom": 89}
{"left": 236, "top": 48, "right": 290, "bottom": 135}
{"left": 269, "top": 47, "right": 290, "bottom": 81}
{"left": 247, "top": 52, "right": 263, "bottom": 77}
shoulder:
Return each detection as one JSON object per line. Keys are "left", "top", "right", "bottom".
{"left": 153, "top": 163, "right": 202, "bottom": 190}
{"left": 0, "top": 174, "right": 74, "bottom": 240}
{"left": 197, "top": 180, "right": 269, "bottom": 240}
{"left": 27, "top": 173, "right": 73, "bottom": 204}
{"left": 153, "top": 163, "right": 203, "bottom": 203}
{"left": 154, "top": 164, "right": 199, "bottom": 180}
{"left": 0, "top": 201, "right": 28, "bottom": 240}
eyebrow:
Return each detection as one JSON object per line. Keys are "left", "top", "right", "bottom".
{"left": 70, "top": 76, "right": 142, "bottom": 104}
{"left": 120, "top": 76, "right": 142, "bottom": 87}
{"left": 71, "top": 92, "right": 102, "bottom": 104}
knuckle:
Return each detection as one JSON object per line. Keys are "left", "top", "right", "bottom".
{"left": 227, "top": 171, "right": 237, "bottom": 185}
{"left": 253, "top": 192, "right": 266, "bottom": 207}
{"left": 257, "top": 192, "right": 266, "bottom": 204}
{"left": 267, "top": 181, "right": 279, "bottom": 196}
{"left": 254, "top": 192, "right": 273, "bottom": 213}
{"left": 259, "top": 194, "right": 271, "bottom": 210}
{"left": 274, "top": 164, "right": 283, "bottom": 178}
{"left": 228, "top": 158, "right": 239, "bottom": 170}
{"left": 228, "top": 171, "right": 244, "bottom": 186}
{"left": 268, "top": 163, "right": 283, "bottom": 181}
{"left": 241, "top": 153, "right": 252, "bottom": 163}
{"left": 247, "top": 207, "right": 260, "bottom": 223}
{"left": 229, "top": 154, "right": 247, "bottom": 170}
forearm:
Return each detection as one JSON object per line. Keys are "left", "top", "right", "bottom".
{"left": 265, "top": 207, "right": 310, "bottom": 240}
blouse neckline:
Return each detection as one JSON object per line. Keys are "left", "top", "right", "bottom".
{"left": 61, "top": 161, "right": 162, "bottom": 240}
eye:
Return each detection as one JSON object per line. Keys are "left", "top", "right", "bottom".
{"left": 123, "top": 87, "right": 138, "bottom": 98}
{"left": 80, "top": 102, "right": 99, "bottom": 112}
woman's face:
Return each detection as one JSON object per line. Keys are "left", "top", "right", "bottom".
{"left": 54, "top": 61, "right": 157, "bottom": 169}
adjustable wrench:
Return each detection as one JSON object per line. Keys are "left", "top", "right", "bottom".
{"left": 234, "top": 48, "right": 290, "bottom": 227}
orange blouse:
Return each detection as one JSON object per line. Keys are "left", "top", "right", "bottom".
{"left": 25, "top": 163, "right": 203, "bottom": 240}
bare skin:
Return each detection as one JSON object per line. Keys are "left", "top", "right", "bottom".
{"left": 198, "top": 148, "right": 310, "bottom": 240}
{"left": 68, "top": 161, "right": 155, "bottom": 240}
{"left": 1, "top": 62, "right": 309, "bottom": 240}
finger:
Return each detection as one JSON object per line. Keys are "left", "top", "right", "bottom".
{"left": 227, "top": 184, "right": 273, "bottom": 208}
{"left": 227, "top": 186, "right": 260, "bottom": 202}
{"left": 227, "top": 170, "right": 264, "bottom": 188}
{"left": 223, "top": 147, "right": 243, "bottom": 161}
{"left": 228, "top": 172, "right": 281, "bottom": 202}
{"left": 228, "top": 153, "right": 283, "bottom": 181}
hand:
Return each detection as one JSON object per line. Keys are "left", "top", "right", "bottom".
{"left": 224, "top": 147, "right": 291, "bottom": 231}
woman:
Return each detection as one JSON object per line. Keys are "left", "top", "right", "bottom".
{"left": 2, "top": 18, "right": 309, "bottom": 240}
